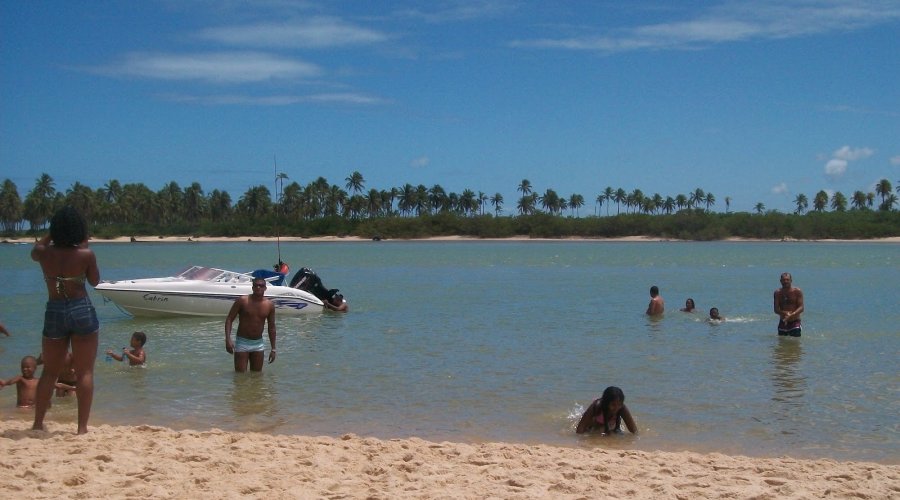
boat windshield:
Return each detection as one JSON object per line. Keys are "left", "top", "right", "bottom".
{"left": 175, "top": 266, "right": 250, "bottom": 282}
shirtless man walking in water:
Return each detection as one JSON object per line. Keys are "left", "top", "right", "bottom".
{"left": 225, "top": 277, "right": 277, "bottom": 372}
{"left": 774, "top": 272, "right": 804, "bottom": 337}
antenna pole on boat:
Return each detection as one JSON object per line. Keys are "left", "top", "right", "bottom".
{"left": 274, "top": 154, "right": 282, "bottom": 266}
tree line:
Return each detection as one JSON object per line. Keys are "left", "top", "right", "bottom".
{"left": 1, "top": 172, "right": 898, "bottom": 240}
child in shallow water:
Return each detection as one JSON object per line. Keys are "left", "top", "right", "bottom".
{"left": 0, "top": 356, "right": 40, "bottom": 407}
{"left": 106, "top": 331, "right": 147, "bottom": 366}
{"left": 576, "top": 386, "right": 638, "bottom": 435}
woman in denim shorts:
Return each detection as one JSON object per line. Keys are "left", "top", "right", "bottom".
{"left": 31, "top": 205, "right": 100, "bottom": 435}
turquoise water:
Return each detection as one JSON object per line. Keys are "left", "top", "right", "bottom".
{"left": 1, "top": 240, "right": 897, "bottom": 463}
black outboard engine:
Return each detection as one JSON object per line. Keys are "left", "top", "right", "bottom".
{"left": 289, "top": 267, "right": 332, "bottom": 302}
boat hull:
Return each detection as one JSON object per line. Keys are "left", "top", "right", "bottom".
{"left": 95, "top": 280, "right": 323, "bottom": 318}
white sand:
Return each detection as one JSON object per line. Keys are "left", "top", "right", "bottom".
{"left": 0, "top": 421, "right": 897, "bottom": 499}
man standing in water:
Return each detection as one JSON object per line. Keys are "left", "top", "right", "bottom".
{"left": 774, "top": 272, "right": 804, "bottom": 337}
{"left": 646, "top": 285, "right": 665, "bottom": 316}
{"left": 225, "top": 277, "right": 277, "bottom": 372}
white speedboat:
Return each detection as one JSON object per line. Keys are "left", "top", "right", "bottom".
{"left": 95, "top": 265, "right": 324, "bottom": 317}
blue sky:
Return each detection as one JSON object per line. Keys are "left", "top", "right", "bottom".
{"left": 2, "top": 0, "right": 899, "bottom": 214}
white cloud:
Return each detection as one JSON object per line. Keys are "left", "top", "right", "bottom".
{"left": 197, "top": 17, "right": 389, "bottom": 49}
{"left": 823, "top": 145, "right": 874, "bottom": 178}
{"left": 771, "top": 182, "right": 789, "bottom": 194}
{"left": 891, "top": 155, "right": 900, "bottom": 166}
{"left": 825, "top": 159, "right": 848, "bottom": 176}
{"left": 832, "top": 145, "right": 874, "bottom": 161}
{"left": 394, "top": 0, "right": 516, "bottom": 23}
{"left": 160, "top": 92, "right": 385, "bottom": 106}
{"left": 410, "top": 156, "right": 430, "bottom": 168}
{"left": 106, "top": 52, "right": 321, "bottom": 84}
{"left": 509, "top": 1, "right": 900, "bottom": 53}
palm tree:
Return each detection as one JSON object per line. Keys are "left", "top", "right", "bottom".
{"left": 120, "top": 182, "right": 158, "bottom": 224}
{"left": 366, "top": 189, "right": 382, "bottom": 217}
{"left": 459, "top": 189, "right": 477, "bottom": 216}
{"left": 208, "top": 189, "right": 232, "bottom": 222}
{"left": 663, "top": 196, "right": 676, "bottom": 214}
{"left": 428, "top": 185, "right": 447, "bottom": 213}
{"left": 23, "top": 173, "right": 57, "bottom": 230}
{"left": 875, "top": 179, "right": 893, "bottom": 210}
{"left": 517, "top": 194, "right": 535, "bottom": 215}
{"left": 183, "top": 182, "right": 205, "bottom": 223}
{"left": 517, "top": 179, "right": 532, "bottom": 197}
{"left": 0, "top": 179, "right": 23, "bottom": 232}
{"left": 490, "top": 192, "right": 503, "bottom": 215}
{"left": 65, "top": 182, "right": 97, "bottom": 223}
{"left": 415, "top": 185, "right": 428, "bottom": 215}
{"left": 345, "top": 171, "right": 365, "bottom": 195}
{"left": 236, "top": 185, "right": 272, "bottom": 218}
{"left": 651, "top": 193, "right": 663, "bottom": 215}
{"left": 281, "top": 182, "right": 303, "bottom": 218}
{"left": 690, "top": 188, "right": 705, "bottom": 210}
{"left": 325, "top": 185, "right": 347, "bottom": 216}
{"left": 830, "top": 191, "right": 847, "bottom": 211}
{"left": 540, "top": 189, "right": 562, "bottom": 215}
{"left": 813, "top": 190, "right": 829, "bottom": 212}
{"left": 594, "top": 194, "right": 604, "bottom": 216}
{"left": 629, "top": 189, "right": 644, "bottom": 214}
{"left": 851, "top": 191, "right": 868, "bottom": 210}
{"left": 704, "top": 192, "right": 715, "bottom": 212}
{"left": 881, "top": 193, "right": 898, "bottom": 211}
{"left": 158, "top": 181, "right": 184, "bottom": 224}
{"left": 397, "top": 184, "right": 416, "bottom": 216}
{"left": 613, "top": 188, "right": 626, "bottom": 215}
{"left": 754, "top": 202, "right": 766, "bottom": 214}
{"left": 275, "top": 172, "right": 289, "bottom": 203}
{"left": 724, "top": 196, "right": 731, "bottom": 213}
{"left": 478, "top": 191, "right": 488, "bottom": 215}
{"left": 602, "top": 186, "right": 614, "bottom": 216}
{"left": 793, "top": 194, "right": 808, "bottom": 214}
{"left": 568, "top": 193, "right": 584, "bottom": 217}
{"left": 675, "top": 194, "right": 688, "bottom": 212}
{"left": 345, "top": 194, "right": 364, "bottom": 218}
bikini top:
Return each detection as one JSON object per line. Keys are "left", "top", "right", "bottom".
{"left": 592, "top": 402, "right": 621, "bottom": 432}
{"left": 45, "top": 274, "right": 86, "bottom": 298}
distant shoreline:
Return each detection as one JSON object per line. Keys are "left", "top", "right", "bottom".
{"left": 3, "top": 235, "right": 900, "bottom": 244}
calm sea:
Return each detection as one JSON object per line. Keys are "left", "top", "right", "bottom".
{"left": 1, "top": 240, "right": 897, "bottom": 463}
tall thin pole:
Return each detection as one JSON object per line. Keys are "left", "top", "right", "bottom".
{"left": 274, "top": 154, "right": 282, "bottom": 265}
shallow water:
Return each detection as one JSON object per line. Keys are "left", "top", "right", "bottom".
{"left": 1, "top": 240, "right": 897, "bottom": 463}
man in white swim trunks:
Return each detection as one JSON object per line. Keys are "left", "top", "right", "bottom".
{"left": 225, "top": 277, "right": 277, "bottom": 372}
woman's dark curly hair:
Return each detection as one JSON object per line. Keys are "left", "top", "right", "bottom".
{"left": 49, "top": 205, "right": 88, "bottom": 247}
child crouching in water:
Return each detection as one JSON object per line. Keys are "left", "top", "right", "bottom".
{"left": 576, "top": 386, "right": 638, "bottom": 435}
{"left": 106, "top": 331, "right": 147, "bottom": 366}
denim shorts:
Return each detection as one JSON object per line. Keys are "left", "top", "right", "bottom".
{"left": 43, "top": 296, "right": 100, "bottom": 339}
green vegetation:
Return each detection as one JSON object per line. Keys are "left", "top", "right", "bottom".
{"left": 1, "top": 173, "right": 898, "bottom": 241}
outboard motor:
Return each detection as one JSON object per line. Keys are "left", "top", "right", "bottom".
{"left": 289, "top": 267, "right": 331, "bottom": 301}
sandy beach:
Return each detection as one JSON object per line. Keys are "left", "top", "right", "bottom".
{"left": 0, "top": 421, "right": 897, "bottom": 499}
